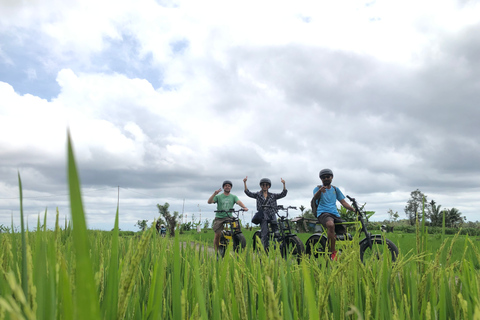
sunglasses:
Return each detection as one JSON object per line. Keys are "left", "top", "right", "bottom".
{"left": 320, "top": 175, "right": 332, "bottom": 180}
{"left": 261, "top": 183, "right": 270, "bottom": 186}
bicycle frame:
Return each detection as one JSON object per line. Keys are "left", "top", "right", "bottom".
{"left": 215, "top": 208, "right": 246, "bottom": 257}
{"left": 253, "top": 205, "right": 305, "bottom": 261}
{"left": 306, "top": 195, "right": 399, "bottom": 262}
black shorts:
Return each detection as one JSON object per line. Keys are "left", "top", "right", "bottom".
{"left": 317, "top": 213, "right": 346, "bottom": 234}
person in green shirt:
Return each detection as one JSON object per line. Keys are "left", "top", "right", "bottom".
{"left": 208, "top": 180, "right": 248, "bottom": 252}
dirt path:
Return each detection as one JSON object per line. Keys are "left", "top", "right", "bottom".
{"left": 181, "top": 241, "right": 216, "bottom": 255}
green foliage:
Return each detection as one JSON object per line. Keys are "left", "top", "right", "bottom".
{"left": 428, "top": 200, "right": 443, "bottom": 227}
{"left": 2, "top": 135, "right": 480, "bottom": 319}
{"left": 157, "top": 203, "right": 181, "bottom": 237}
{"left": 443, "top": 207, "right": 465, "bottom": 228}
{"left": 404, "top": 189, "right": 427, "bottom": 226}
{"left": 180, "top": 221, "right": 193, "bottom": 231}
{"left": 387, "top": 209, "right": 399, "bottom": 222}
{"left": 338, "top": 206, "right": 357, "bottom": 222}
{"left": 203, "top": 219, "right": 210, "bottom": 229}
{"left": 135, "top": 219, "right": 149, "bottom": 232}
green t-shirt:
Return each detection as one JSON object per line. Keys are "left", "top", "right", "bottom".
{"left": 213, "top": 193, "right": 239, "bottom": 218}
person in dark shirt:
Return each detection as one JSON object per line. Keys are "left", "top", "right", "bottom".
{"left": 243, "top": 176, "right": 287, "bottom": 251}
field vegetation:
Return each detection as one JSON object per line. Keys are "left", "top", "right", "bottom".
{"left": 1, "top": 135, "right": 479, "bottom": 319}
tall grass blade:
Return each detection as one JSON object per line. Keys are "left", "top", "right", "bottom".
{"left": 102, "top": 204, "right": 120, "bottom": 319}
{"left": 66, "top": 132, "right": 101, "bottom": 319}
{"left": 17, "top": 173, "right": 28, "bottom": 300}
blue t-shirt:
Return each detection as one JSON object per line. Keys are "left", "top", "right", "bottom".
{"left": 313, "top": 186, "right": 345, "bottom": 217}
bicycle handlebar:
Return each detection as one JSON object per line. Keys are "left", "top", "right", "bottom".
{"left": 261, "top": 205, "right": 297, "bottom": 210}
{"left": 214, "top": 208, "right": 245, "bottom": 217}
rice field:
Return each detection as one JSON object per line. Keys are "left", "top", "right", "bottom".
{"left": 1, "top": 134, "right": 479, "bottom": 319}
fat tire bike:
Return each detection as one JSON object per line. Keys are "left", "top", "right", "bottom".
{"left": 252, "top": 205, "right": 305, "bottom": 262}
{"left": 305, "top": 195, "right": 399, "bottom": 263}
{"left": 215, "top": 208, "right": 247, "bottom": 258}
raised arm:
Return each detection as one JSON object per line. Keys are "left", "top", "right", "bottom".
{"left": 207, "top": 188, "right": 222, "bottom": 204}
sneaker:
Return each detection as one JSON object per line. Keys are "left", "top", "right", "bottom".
{"left": 330, "top": 250, "right": 338, "bottom": 261}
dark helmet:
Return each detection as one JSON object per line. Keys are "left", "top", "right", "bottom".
{"left": 222, "top": 180, "right": 233, "bottom": 188}
{"left": 319, "top": 168, "right": 334, "bottom": 179}
{"left": 259, "top": 178, "right": 271, "bottom": 187}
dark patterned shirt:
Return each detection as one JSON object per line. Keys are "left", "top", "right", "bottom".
{"left": 244, "top": 189, "right": 288, "bottom": 220}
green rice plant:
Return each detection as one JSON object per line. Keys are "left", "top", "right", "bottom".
{"left": 2, "top": 134, "right": 480, "bottom": 319}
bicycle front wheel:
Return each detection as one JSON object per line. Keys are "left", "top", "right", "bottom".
{"left": 233, "top": 233, "right": 246, "bottom": 252}
{"left": 252, "top": 231, "right": 262, "bottom": 252}
{"left": 218, "top": 236, "right": 228, "bottom": 258}
{"left": 360, "top": 237, "right": 399, "bottom": 263}
{"left": 305, "top": 235, "right": 328, "bottom": 259}
{"left": 281, "top": 235, "right": 305, "bottom": 261}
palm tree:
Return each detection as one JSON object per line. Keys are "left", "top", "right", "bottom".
{"left": 445, "top": 208, "right": 463, "bottom": 228}
{"left": 429, "top": 200, "right": 442, "bottom": 227}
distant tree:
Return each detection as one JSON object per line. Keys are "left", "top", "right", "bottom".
{"left": 180, "top": 221, "right": 193, "bottom": 232}
{"left": 135, "top": 219, "right": 148, "bottom": 232}
{"left": 157, "top": 202, "right": 181, "bottom": 237}
{"left": 299, "top": 205, "right": 306, "bottom": 214}
{"left": 203, "top": 219, "right": 210, "bottom": 229}
{"left": 428, "top": 200, "right": 443, "bottom": 227}
{"left": 388, "top": 209, "right": 399, "bottom": 223}
{"left": 444, "top": 208, "right": 464, "bottom": 228}
{"left": 404, "top": 189, "right": 427, "bottom": 226}
{"left": 301, "top": 209, "right": 316, "bottom": 220}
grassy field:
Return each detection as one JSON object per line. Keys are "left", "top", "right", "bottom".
{"left": 1, "top": 135, "right": 480, "bottom": 319}
{"left": 181, "top": 227, "right": 480, "bottom": 269}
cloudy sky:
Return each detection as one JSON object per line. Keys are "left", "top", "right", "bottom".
{"left": 1, "top": 0, "right": 479, "bottom": 231}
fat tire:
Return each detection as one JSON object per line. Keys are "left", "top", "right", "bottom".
{"left": 233, "top": 233, "right": 247, "bottom": 252}
{"left": 359, "top": 237, "right": 399, "bottom": 263}
{"left": 281, "top": 235, "right": 305, "bottom": 261}
{"left": 305, "top": 235, "right": 328, "bottom": 258}
{"left": 218, "top": 236, "right": 228, "bottom": 258}
{"left": 252, "top": 231, "right": 262, "bottom": 252}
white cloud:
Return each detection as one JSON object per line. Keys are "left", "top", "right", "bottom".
{"left": 1, "top": 0, "right": 480, "bottom": 230}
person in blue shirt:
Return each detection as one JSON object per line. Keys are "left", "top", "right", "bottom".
{"left": 313, "top": 168, "right": 355, "bottom": 260}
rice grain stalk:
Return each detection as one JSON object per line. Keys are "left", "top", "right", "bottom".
{"left": 117, "top": 225, "right": 152, "bottom": 319}
{"left": 102, "top": 205, "right": 120, "bottom": 319}
{"left": 192, "top": 253, "right": 208, "bottom": 319}
{"left": 233, "top": 268, "right": 248, "bottom": 320}
{"left": 264, "top": 276, "right": 281, "bottom": 320}
{"left": 445, "top": 231, "right": 461, "bottom": 267}
{"left": 0, "top": 271, "right": 35, "bottom": 320}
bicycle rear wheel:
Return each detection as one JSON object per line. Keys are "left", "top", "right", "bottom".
{"left": 360, "top": 237, "right": 399, "bottom": 263}
{"left": 233, "top": 233, "right": 246, "bottom": 252}
{"left": 281, "top": 235, "right": 305, "bottom": 262}
{"left": 305, "top": 235, "right": 328, "bottom": 259}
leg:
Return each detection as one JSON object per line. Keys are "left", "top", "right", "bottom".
{"left": 212, "top": 218, "right": 225, "bottom": 252}
{"left": 214, "top": 231, "right": 221, "bottom": 252}
{"left": 260, "top": 219, "right": 270, "bottom": 252}
{"left": 318, "top": 213, "right": 337, "bottom": 254}
{"left": 325, "top": 219, "right": 336, "bottom": 253}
